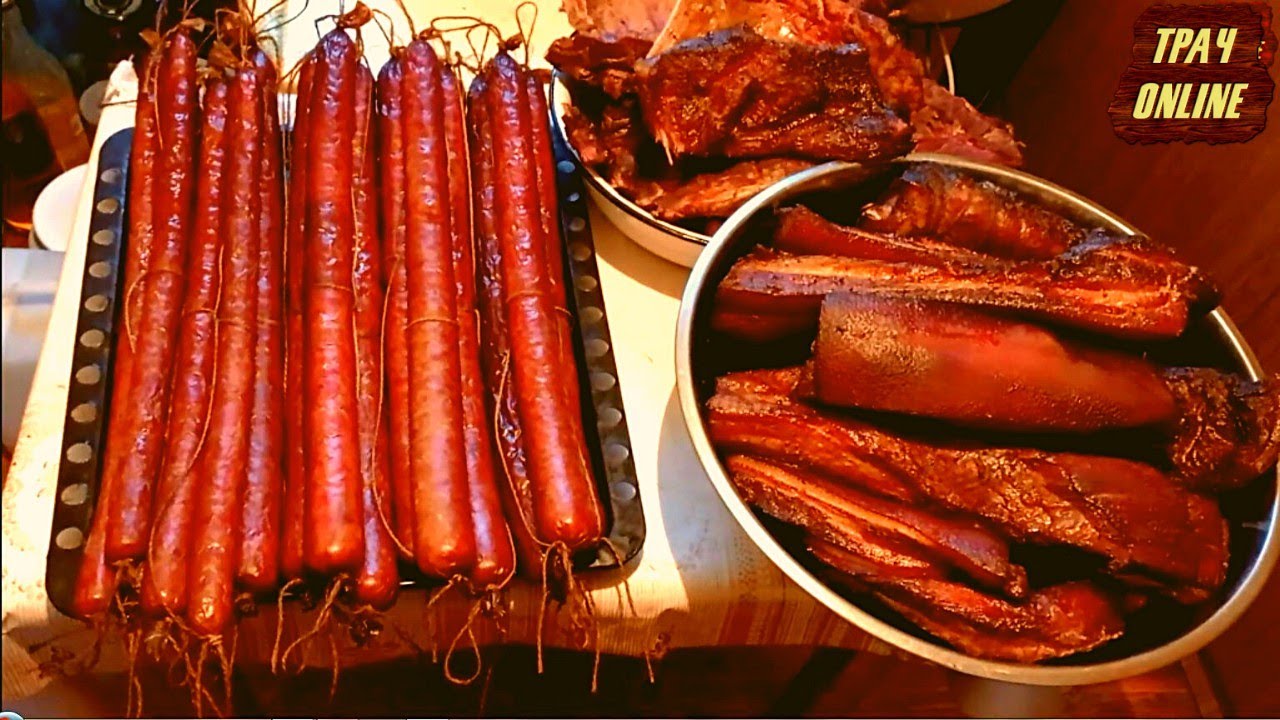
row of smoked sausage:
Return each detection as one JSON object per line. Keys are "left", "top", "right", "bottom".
{"left": 70, "top": 17, "right": 607, "bottom": 639}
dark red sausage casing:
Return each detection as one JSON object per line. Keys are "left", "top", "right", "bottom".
{"left": 105, "top": 29, "right": 198, "bottom": 562}
{"left": 239, "top": 48, "right": 285, "bottom": 593}
{"left": 468, "top": 73, "right": 544, "bottom": 578}
{"left": 441, "top": 63, "right": 515, "bottom": 591}
{"left": 521, "top": 68, "right": 605, "bottom": 545}
{"left": 281, "top": 56, "right": 315, "bottom": 581}
{"left": 139, "top": 76, "right": 229, "bottom": 616}
{"left": 302, "top": 30, "right": 365, "bottom": 576}
{"left": 485, "top": 53, "right": 604, "bottom": 550}
{"left": 71, "top": 52, "right": 160, "bottom": 618}
{"left": 187, "top": 63, "right": 262, "bottom": 636}
{"left": 376, "top": 53, "right": 416, "bottom": 560}
{"left": 352, "top": 64, "right": 398, "bottom": 609}
{"left": 400, "top": 39, "right": 475, "bottom": 578}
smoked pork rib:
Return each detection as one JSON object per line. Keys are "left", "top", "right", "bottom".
{"left": 1164, "top": 367, "right": 1280, "bottom": 492}
{"left": 648, "top": 158, "right": 814, "bottom": 220}
{"left": 811, "top": 536, "right": 1124, "bottom": 662}
{"left": 546, "top": 33, "right": 651, "bottom": 99}
{"left": 832, "top": 4, "right": 1022, "bottom": 165}
{"left": 725, "top": 455, "right": 1028, "bottom": 598}
{"left": 557, "top": 101, "right": 647, "bottom": 188}
{"left": 558, "top": 93, "right": 814, "bottom": 221}
{"left": 633, "top": 27, "right": 910, "bottom": 163}
{"left": 859, "top": 163, "right": 1084, "bottom": 260}
{"left": 640, "top": 0, "right": 1023, "bottom": 165}
{"left": 707, "top": 370, "right": 1229, "bottom": 600}
{"left": 715, "top": 231, "right": 1218, "bottom": 341}
{"left": 810, "top": 293, "right": 1280, "bottom": 490}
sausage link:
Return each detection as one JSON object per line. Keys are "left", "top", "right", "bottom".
{"left": 467, "top": 74, "right": 543, "bottom": 578}
{"left": 401, "top": 40, "right": 475, "bottom": 578}
{"left": 187, "top": 63, "right": 262, "bottom": 636}
{"left": 105, "top": 30, "right": 198, "bottom": 562}
{"left": 281, "top": 57, "right": 315, "bottom": 580}
{"left": 525, "top": 72, "right": 566, "bottom": 304}
{"left": 523, "top": 70, "right": 605, "bottom": 545}
{"left": 71, "top": 472, "right": 119, "bottom": 616}
{"left": 239, "top": 48, "right": 285, "bottom": 593}
{"left": 352, "top": 65, "right": 398, "bottom": 609}
{"left": 485, "top": 53, "right": 604, "bottom": 550}
{"left": 526, "top": 71, "right": 580, "bottom": 397}
{"left": 375, "top": 54, "right": 415, "bottom": 559}
{"left": 442, "top": 64, "right": 515, "bottom": 591}
{"left": 71, "top": 53, "right": 160, "bottom": 617}
{"left": 302, "top": 30, "right": 364, "bottom": 575}
{"left": 138, "top": 77, "right": 229, "bottom": 616}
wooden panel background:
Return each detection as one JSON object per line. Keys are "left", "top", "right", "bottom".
{"left": 1000, "top": 0, "right": 1279, "bottom": 715}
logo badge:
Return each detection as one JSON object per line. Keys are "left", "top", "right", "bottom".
{"left": 1109, "top": 3, "right": 1276, "bottom": 144}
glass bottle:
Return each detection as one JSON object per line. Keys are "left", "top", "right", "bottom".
{"left": 2, "top": 0, "right": 91, "bottom": 244}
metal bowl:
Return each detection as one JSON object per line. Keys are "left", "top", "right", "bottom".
{"left": 674, "top": 154, "right": 1280, "bottom": 685}
{"left": 549, "top": 74, "right": 710, "bottom": 267}
{"left": 898, "top": 0, "right": 1013, "bottom": 23}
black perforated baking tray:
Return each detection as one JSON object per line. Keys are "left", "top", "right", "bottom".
{"left": 45, "top": 127, "right": 644, "bottom": 616}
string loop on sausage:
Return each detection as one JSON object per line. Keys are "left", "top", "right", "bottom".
{"left": 277, "top": 576, "right": 346, "bottom": 675}
{"left": 442, "top": 599, "right": 485, "bottom": 685}
{"left": 269, "top": 577, "right": 305, "bottom": 675}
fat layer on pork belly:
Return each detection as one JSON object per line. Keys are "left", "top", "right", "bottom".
{"left": 708, "top": 368, "right": 1230, "bottom": 602}
{"left": 715, "top": 230, "right": 1219, "bottom": 342}
{"left": 633, "top": 27, "right": 911, "bottom": 163}
{"left": 725, "top": 454, "right": 1029, "bottom": 598}
{"left": 808, "top": 536, "right": 1126, "bottom": 663}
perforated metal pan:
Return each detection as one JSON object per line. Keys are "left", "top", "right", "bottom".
{"left": 45, "top": 129, "right": 133, "bottom": 616}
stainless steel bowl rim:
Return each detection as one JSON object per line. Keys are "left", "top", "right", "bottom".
{"left": 674, "top": 155, "right": 1280, "bottom": 685}
{"left": 549, "top": 73, "right": 711, "bottom": 251}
